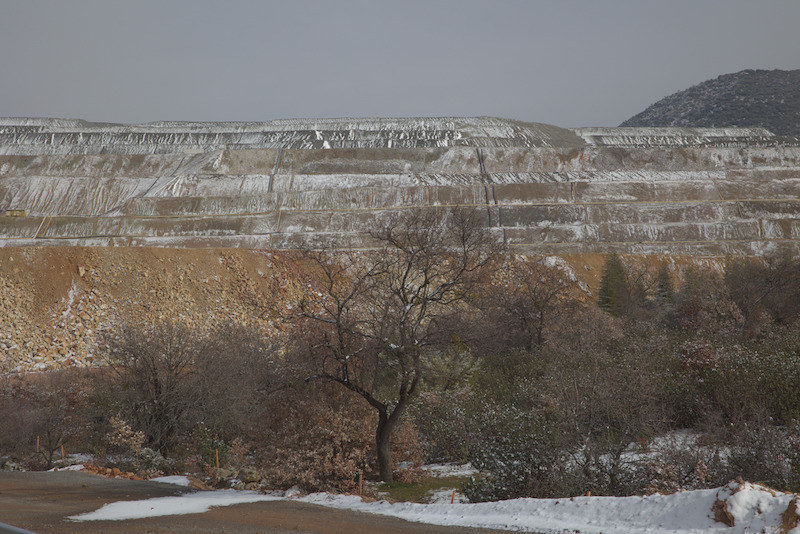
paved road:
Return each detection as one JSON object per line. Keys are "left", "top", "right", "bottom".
{"left": 0, "top": 471, "right": 511, "bottom": 534}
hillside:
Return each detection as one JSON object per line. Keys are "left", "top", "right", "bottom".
{"left": 2, "top": 117, "right": 799, "bottom": 257}
{"left": 2, "top": 117, "right": 800, "bottom": 372}
{"left": 621, "top": 69, "right": 800, "bottom": 137}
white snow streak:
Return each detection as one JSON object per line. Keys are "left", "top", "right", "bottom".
{"left": 68, "top": 481, "right": 799, "bottom": 533}
{"left": 69, "top": 491, "right": 281, "bottom": 521}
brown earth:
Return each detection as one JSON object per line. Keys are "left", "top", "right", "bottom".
{"left": 0, "top": 246, "right": 726, "bottom": 373}
{"left": 0, "top": 471, "right": 512, "bottom": 534}
{"left": 0, "top": 247, "right": 310, "bottom": 373}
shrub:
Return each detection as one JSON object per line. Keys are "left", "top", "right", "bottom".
{"left": 194, "top": 422, "right": 228, "bottom": 468}
{"left": 412, "top": 389, "right": 473, "bottom": 464}
{"left": 679, "top": 331, "right": 800, "bottom": 426}
{"left": 0, "top": 369, "right": 92, "bottom": 469}
{"left": 666, "top": 266, "right": 742, "bottom": 334}
{"left": 463, "top": 402, "right": 575, "bottom": 501}
{"left": 725, "top": 419, "right": 796, "bottom": 490}
{"left": 134, "top": 448, "right": 174, "bottom": 478}
{"left": 102, "top": 415, "right": 145, "bottom": 461}
{"left": 639, "top": 433, "right": 727, "bottom": 494}
{"left": 99, "top": 320, "right": 206, "bottom": 454}
{"left": 98, "top": 320, "right": 275, "bottom": 458}
{"left": 253, "top": 381, "right": 379, "bottom": 492}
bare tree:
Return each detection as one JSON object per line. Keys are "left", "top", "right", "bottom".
{"left": 100, "top": 320, "right": 207, "bottom": 453}
{"left": 488, "top": 257, "right": 578, "bottom": 350}
{"left": 544, "top": 308, "right": 670, "bottom": 495}
{"left": 100, "top": 320, "right": 276, "bottom": 456}
{"left": 296, "top": 207, "right": 501, "bottom": 482}
{"left": 0, "top": 369, "right": 90, "bottom": 469}
{"left": 725, "top": 249, "right": 800, "bottom": 335}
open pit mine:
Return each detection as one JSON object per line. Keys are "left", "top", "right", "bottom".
{"left": 1, "top": 117, "right": 799, "bottom": 371}
{"left": 2, "top": 116, "right": 800, "bottom": 255}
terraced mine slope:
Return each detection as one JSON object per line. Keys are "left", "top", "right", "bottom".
{"left": 2, "top": 117, "right": 799, "bottom": 256}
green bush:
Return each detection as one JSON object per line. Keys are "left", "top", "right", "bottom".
{"left": 680, "top": 331, "right": 800, "bottom": 425}
{"left": 412, "top": 389, "right": 472, "bottom": 464}
{"left": 463, "top": 403, "right": 575, "bottom": 501}
{"left": 195, "top": 422, "right": 228, "bottom": 468}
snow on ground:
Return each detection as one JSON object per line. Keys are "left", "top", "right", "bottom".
{"left": 69, "top": 490, "right": 281, "bottom": 521}
{"left": 68, "top": 480, "right": 800, "bottom": 533}
{"left": 50, "top": 464, "right": 84, "bottom": 472}
{"left": 301, "top": 482, "right": 799, "bottom": 533}
{"left": 421, "top": 462, "right": 477, "bottom": 478}
{"left": 426, "top": 488, "right": 470, "bottom": 504}
{"left": 150, "top": 475, "right": 192, "bottom": 487}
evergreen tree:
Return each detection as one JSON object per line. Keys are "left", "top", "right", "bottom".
{"left": 656, "top": 262, "right": 675, "bottom": 304}
{"left": 598, "top": 252, "right": 628, "bottom": 315}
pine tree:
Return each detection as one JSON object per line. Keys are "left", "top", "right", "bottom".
{"left": 598, "top": 252, "right": 628, "bottom": 315}
{"left": 656, "top": 262, "right": 675, "bottom": 304}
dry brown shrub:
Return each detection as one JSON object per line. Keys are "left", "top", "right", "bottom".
{"left": 103, "top": 416, "right": 145, "bottom": 456}
{"left": 0, "top": 369, "right": 92, "bottom": 468}
{"left": 389, "top": 419, "right": 425, "bottom": 484}
{"left": 781, "top": 496, "right": 800, "bottom": 533}
{"left": 253, "top": 380, "right": 426, "bottom": 492}
{"left": 254, "top": 381, "right": 376, "bottom": 492}
{"left": 225, "top": 437, "right": 251, "bottom": 469}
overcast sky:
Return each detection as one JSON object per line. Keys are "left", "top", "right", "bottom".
{"left": 1, "top": 0, "right": 798, "bottom": 127}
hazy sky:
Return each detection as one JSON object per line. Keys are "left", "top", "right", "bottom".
{"left": 2, "top": 0, "right": 799, "bottom": 127}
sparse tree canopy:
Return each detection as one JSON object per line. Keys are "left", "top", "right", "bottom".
{"left": 295, "top": 207, "right": 502, "bottom": 482}
{"left": 497, "top": 257, "right": 577, "bottom": 349}
{"left": 100, "top": 320, "right": 274, "bottom": 455}
{"left": 724, "top": 248, "right": 800, "bottom": 335}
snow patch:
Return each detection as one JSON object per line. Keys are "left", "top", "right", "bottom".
{"left": 69, "top": 490, "right": 281, "bottom": 521}
{"left": 422, "top": 463, "right": 477, "bottom": 478}
{"left": 150, "top": 475, "right": 192, "bottom": 487}
{"left": 297, "top": 482, "right": 798, "bottom": 534}
{"left": 66, "top": 480, "right": 800, "bottom": 532}
{"left": 50, "top": 464, "right": 84, "bottom": 472}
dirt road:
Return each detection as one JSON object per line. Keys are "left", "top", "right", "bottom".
{"left": 0, "top": 471, "right": 510, "bottom": 534}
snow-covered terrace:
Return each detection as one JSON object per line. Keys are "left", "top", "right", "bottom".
{"left": 1, "top": 117, "right": 799, "bottom": 255}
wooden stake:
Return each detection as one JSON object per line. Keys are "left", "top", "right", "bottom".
{"left": 36, "top": 436, "right": 39, "bottom": 453}
{"left": 61, "top": 444, "right": 65, "bottom": 460}
{"left": 358, "top": 471, "right": 363, "bottom": 496}
{"left": 451, "top": 490, "right": 455, "bottom": 504}
{"left": 215, "top": 448, "right": 219, "bottom": 469}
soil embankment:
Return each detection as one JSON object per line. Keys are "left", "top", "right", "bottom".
{"left": 0, "top": 246, "right": 725, "bottom": 373}
{"left": 0, "top": 247, "right": 304, "bottom": 372}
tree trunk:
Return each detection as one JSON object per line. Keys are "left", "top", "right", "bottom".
{"left": 374, "top": 378, "right": 417, "bottom": 483}
{"left": 376, "top": 413, "right": 394, "bottom": 483}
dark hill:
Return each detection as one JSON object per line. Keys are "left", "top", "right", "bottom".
{"left": 621, "top": 69, "right": 800, "bottom": 137}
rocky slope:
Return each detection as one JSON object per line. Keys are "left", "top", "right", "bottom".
{"left": 2, "top": 117, "right": 800, "bottom": 372}
{"left": 0, "top": 247, "right": 310, "bottom": 373}
{"left": 621, "top": 69, "right": 800, "bottom": 137}
{"left": 0, "top": 246, "right": 721, "bottom": 373}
